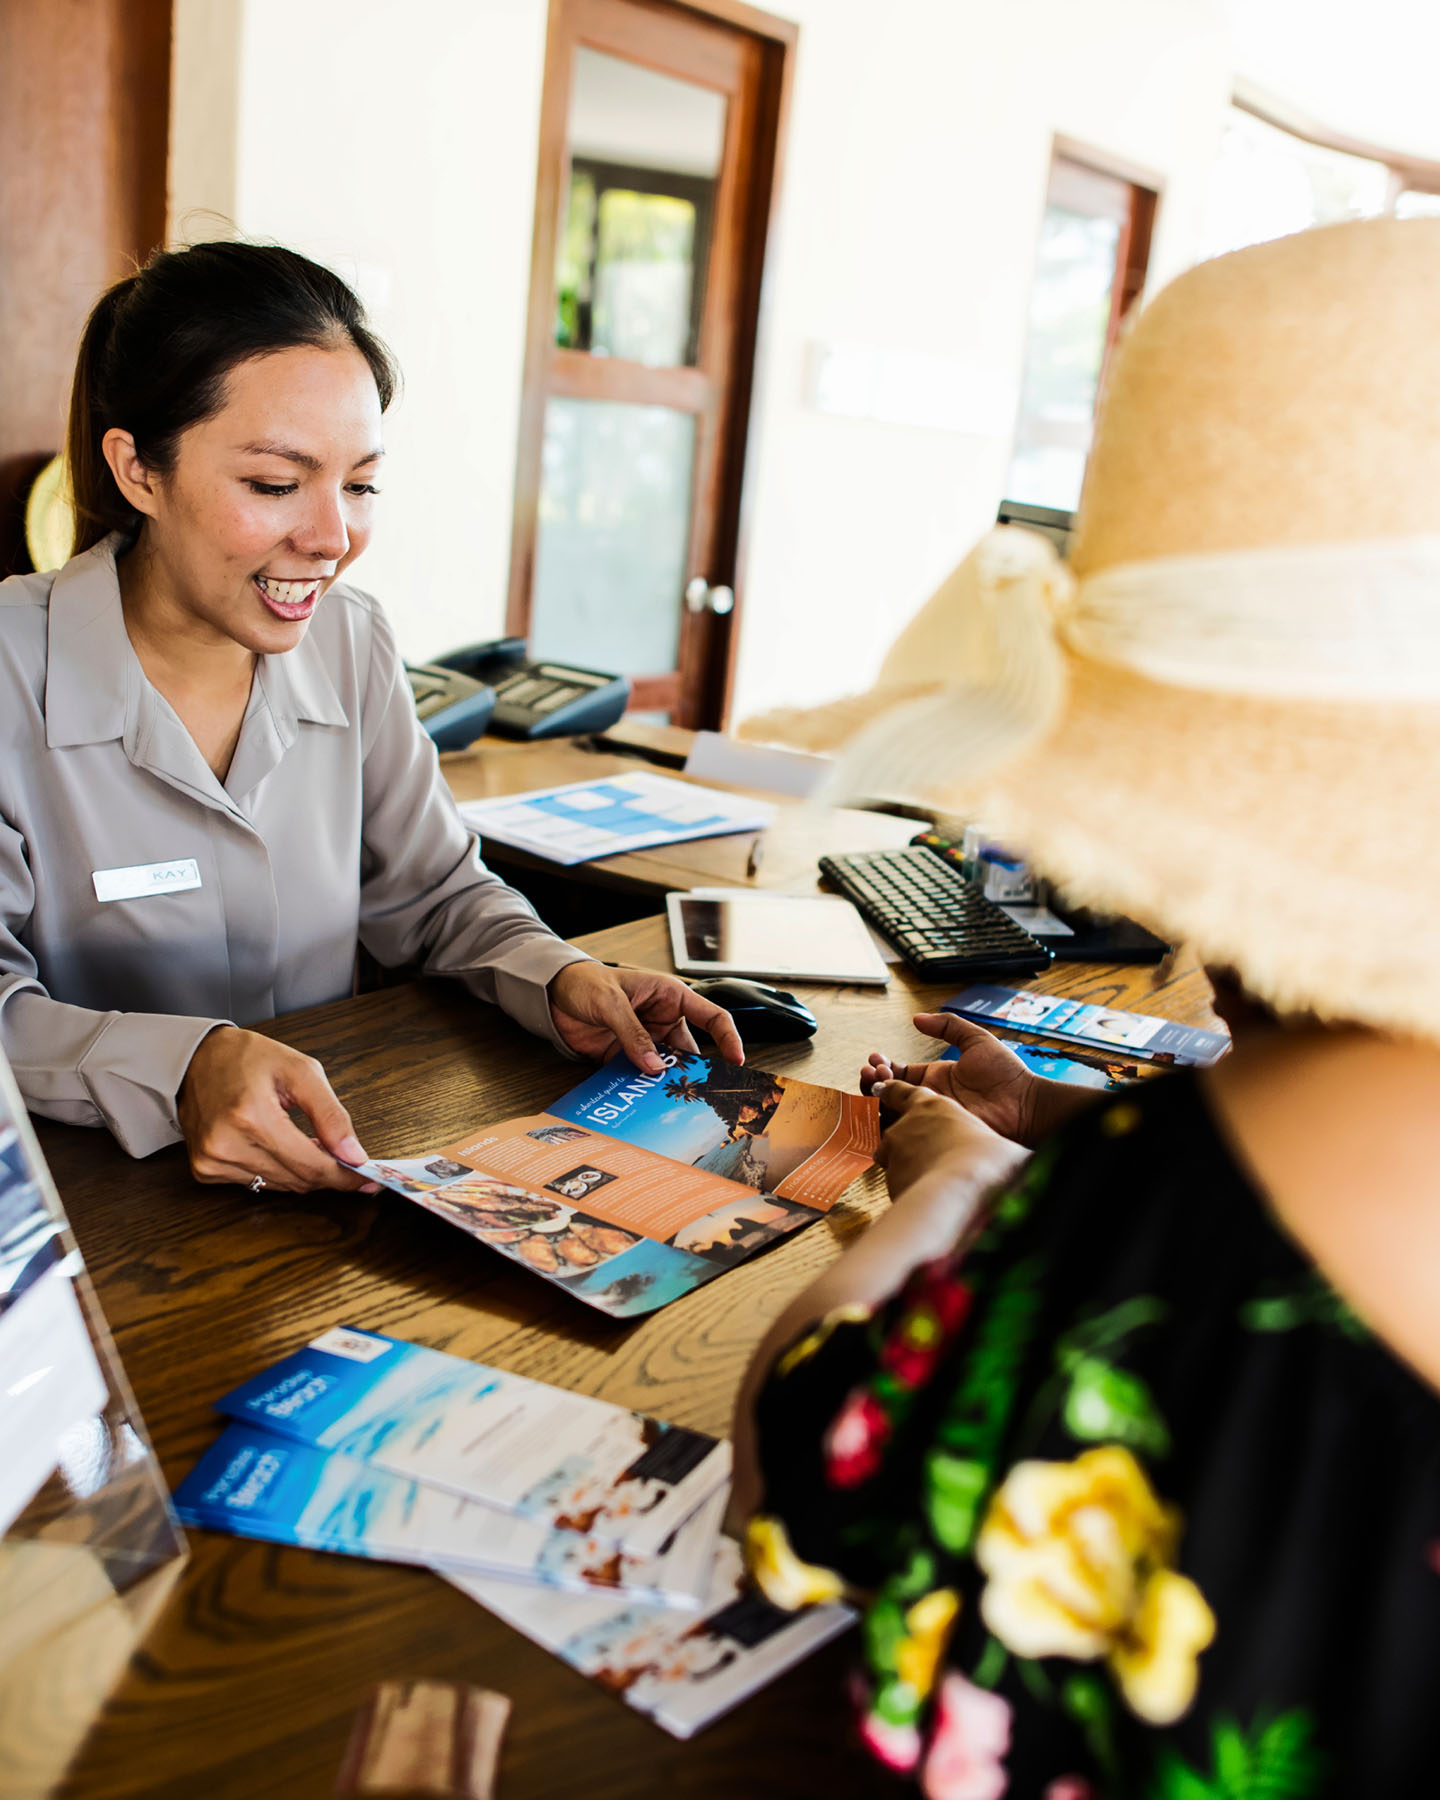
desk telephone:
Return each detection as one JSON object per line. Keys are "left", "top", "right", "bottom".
{"left": 405, "top": 638, "right": 631, "bottom": 751}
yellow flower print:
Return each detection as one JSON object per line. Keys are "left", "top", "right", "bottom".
{"left": 975, "top": 1445, "right": 1214, "bottom": 1724}
{"left": 894, "top": 1588, "right": 961, "bottom": 1696}
{"left": 1108, "top": 1566, "right": 1215, "bottom": 1725}
{"left": 775, "top": 1303, "right": 874, "bottom": 1378}
{"left": 1100, "top": 1101, "right": 1143, "bottom": 1137}
{"left": 745, "top": 1515, "right": 847, "bottom": 1609}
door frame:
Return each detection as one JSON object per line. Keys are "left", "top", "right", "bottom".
{"left": 506, "top": 0, "right": 797, "bottom": 727}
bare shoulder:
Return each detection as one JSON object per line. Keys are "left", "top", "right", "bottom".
{"left": 1204, "top": 1029, "right": 1440, "bottom": 1392}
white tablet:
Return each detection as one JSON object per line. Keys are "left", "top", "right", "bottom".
{"left": 667, "top": 889, "right": 890, "bottom": 986}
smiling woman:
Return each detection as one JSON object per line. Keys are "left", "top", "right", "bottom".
{"left": 0, "top": 241, "right": 741, "bottom": 1194}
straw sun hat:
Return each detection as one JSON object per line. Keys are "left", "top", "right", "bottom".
{"left": 744, "top": 218, "right": 1440, "bottom": 1039}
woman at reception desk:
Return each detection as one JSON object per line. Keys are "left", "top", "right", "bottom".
{"left": 0, "top": 243, "right": 738, "bottom": 1195}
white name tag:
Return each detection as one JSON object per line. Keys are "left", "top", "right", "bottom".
{"left": 92, "top": 859, "right": 202, "bottom": 903}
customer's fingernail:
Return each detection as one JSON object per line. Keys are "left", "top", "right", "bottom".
{"left": 359, "top": 1180, "right": 382, "bottom": 1195}
{"left": 337, "top": 1135, "right": 366, "bottom": 1165}
{"left": 641, "top": 1052, "right": 665, "bottom": 1074}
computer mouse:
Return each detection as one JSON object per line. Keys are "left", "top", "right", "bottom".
{"left": 688, "top": 977, "right": 819, "bottom": 1044}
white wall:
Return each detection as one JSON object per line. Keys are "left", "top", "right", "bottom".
{"left": 171, "top": 0, "right": 550, "bottom": 665}
{"left": 730, "top": 0, "right": 1233, "bottom": 720}
{"left": 170, "top": 0, "right": 1234, "bottom": 708}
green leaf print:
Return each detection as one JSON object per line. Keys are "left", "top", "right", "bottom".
{"left": 1062, "top": 1356, "right": 1172, "bottom": 1458}
{"left": 1146, "top": 1709, "right": 1325, "bottom": 1800}
{"left": 1061, "top": 1672, "right": 1119, "bottom": 1783}
{"left": 1240, "top": 1272, "right": 1367, "bottom": 1342}
{"left": 989, "top": 1138, "right": 1060, "bottom": 1232}
{"left": 1038, "top": 1296, "right": 1173, "bottom": 1458}
{"left": 1059, "top": 1296, "right": 1170, "bottom": 1362}
{"left": 923, "top": 1451, "right": 989, "bottom": 1553}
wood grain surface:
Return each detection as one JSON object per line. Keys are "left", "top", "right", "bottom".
{"left": 35, "top": 916, "right": 1219, "bottom": 1800}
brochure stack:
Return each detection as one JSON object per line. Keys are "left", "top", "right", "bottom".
{"left": 174, "top": 1325, "right": 853, "bottom": 1737}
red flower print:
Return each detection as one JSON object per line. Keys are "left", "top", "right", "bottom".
{"left": 921, "top": 1672, "right": 1012, "bottom": 1800}
{"left": 1043, "top": 1781, "right": 1098, "bottom": 1800}
{"left": 882, "top": 1268, "right": 973, "bottom": 1388}
{"left": 823, "top": 1387, "right": 892, "bottom": 1488}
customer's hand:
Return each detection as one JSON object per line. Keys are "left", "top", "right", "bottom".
{"left": 178, "top": 1026, "right": 378, "bottom": 1193}
{"left": 874, "top": 1079, "right": 1027, "bottom": 1203}
{"left": 548, "top": 962, "right": 744, "bottom": 1071}
{"left": 862, "top": 1011, "right": 1043, "bottom": 1142}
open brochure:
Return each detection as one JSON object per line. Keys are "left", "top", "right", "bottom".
{"left": 173, "top": 1422, "right": 722, "bottom": 1607}
{"left": 350, "top": 1048, "right": 880, "bottom": 1317}
{"left": 446, "top": 1536, "right": 854, "bottom": 1740}
{"left": 215, "top": 1325, "right": 728, "bottom": 1559}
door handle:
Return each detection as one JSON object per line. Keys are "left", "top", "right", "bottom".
{"left": 684, "top": 578, "right": 735, "bottom": 616}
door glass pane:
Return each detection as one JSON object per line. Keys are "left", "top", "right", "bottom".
{"left": 1006, "top": 207, "right": 1121, "bottom": 511}
{"left": 554, "top": 48, "right": 726, "bottom": 367}
{"left": 530, "top": 398, "right": 696, "bottom": 675}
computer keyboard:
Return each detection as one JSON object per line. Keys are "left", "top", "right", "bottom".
{"left": 819, "top": 846, "right": 1054, "bottom": 979}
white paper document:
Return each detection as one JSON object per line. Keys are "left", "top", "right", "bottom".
{"left": 459, "top": 772, "right": 775, "bottom": 867}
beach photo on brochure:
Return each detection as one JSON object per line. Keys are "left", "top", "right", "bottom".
{"left": 348, "top": 1047, "right": 881, "bottom": 1317}
{"left": 172, "top": 1421, "right": 723, "bottom": 1607}
{"left": 214, "top": 1324, "right": 729, "bottom": 1559}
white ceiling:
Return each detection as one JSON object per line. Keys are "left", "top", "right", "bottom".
{"left": 1229, "top": 0, "right": 1440, "bottom": 161}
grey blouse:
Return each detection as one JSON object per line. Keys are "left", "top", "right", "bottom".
{"left": 0, "top": 536, "right": 589, "bottom": 1158}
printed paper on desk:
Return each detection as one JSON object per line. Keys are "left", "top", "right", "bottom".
{"left": 214, "top": 1325, "right": 730, "bottom": 1558}
{"left": 446, "top": 1533, "right": 854, "bottom": 1740}
{"left": 173, "top": 1421, "right": 719, "bottom": 1606}
{"left": 459, "top": 771, "right": 774, "bottom": 866}
{"left": 349, "top": 1048, "right": 880, "bottom": 1318}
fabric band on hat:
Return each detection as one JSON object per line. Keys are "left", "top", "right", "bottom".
{"left": 818, "top": 525, "right": 1440, "bottom": 809}
{"left": 1069, "top": 533, "right": 1440, "bottom": 700}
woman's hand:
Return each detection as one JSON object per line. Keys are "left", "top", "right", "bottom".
{"left": 547, "top": 962, "right": 744, "bottom": 1072}
{"left": 178, "top": 1026, "right": 379, "bottom": 1193}
{"left": 863, "top": 1011, "right": 1049, "bottom": 1144}
{"left": 874, "top": 1079, "right": 1028, "bottom": 1203}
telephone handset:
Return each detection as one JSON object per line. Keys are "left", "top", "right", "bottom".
{"left": 433, "top": 640, "right": 631, "bottom": 741}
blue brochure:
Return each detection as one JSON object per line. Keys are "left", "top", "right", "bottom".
{"left": 941, "top": 1041, "right": 1137, "bottom": 1089}
{"left": 942, "top": 986, "right": 1229, "bottom": 1067}
{"left": 214, "top": 1325, "right": 729, "bottom": 1558}
{"left": 173, "top": 1421, "right": 718, "bottom": 1606}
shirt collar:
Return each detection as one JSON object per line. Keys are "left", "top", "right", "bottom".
{"left": 44, "top": 534, "right": 350, "bottom": 750}
{"left": 44, "top": 534, "right": 134, "bottom": 748}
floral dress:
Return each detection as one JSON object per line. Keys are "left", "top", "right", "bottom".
{"left": 745, "top": 1072, "right": 1440, "bottom": 1798}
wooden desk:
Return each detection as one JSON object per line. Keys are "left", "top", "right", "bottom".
{"left": 35, "top": 921, "right": 1218, "bottom": 1800}
{"left": 438, "top": 735, "right": 916, "bottom": 900}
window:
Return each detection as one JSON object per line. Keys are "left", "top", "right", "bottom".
{"left": 1204, "top": 86, "right": 1440, "bottom": 258}
{"left": 1006, "top": 144, "right": 1158, "bottom": 514}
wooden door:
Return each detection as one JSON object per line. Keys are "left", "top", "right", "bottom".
{"left": 508, "top": 0, "right": 795, "bottom": 727}
{"left": 0, "top": 0, "right": 171, "bottom": 576}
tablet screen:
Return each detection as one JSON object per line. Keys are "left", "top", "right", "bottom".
{"left": 672, "top": 894, "right": 887, "bottom": 983}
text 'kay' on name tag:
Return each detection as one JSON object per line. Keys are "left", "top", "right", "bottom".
{"left": 92, "top": 859, "right": 202, "bottom": 903}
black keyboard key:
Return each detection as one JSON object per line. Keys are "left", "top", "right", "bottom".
{"left": 819, "top": 848, "right": 1052, "bottom": 979}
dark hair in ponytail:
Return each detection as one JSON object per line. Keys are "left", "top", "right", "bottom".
{"left": 67, "top": 241, "right": 399, "bottom": 554}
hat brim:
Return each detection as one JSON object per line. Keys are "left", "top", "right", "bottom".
{"left": 943, "top": 657, "right": 1440, "bottom": 1038}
